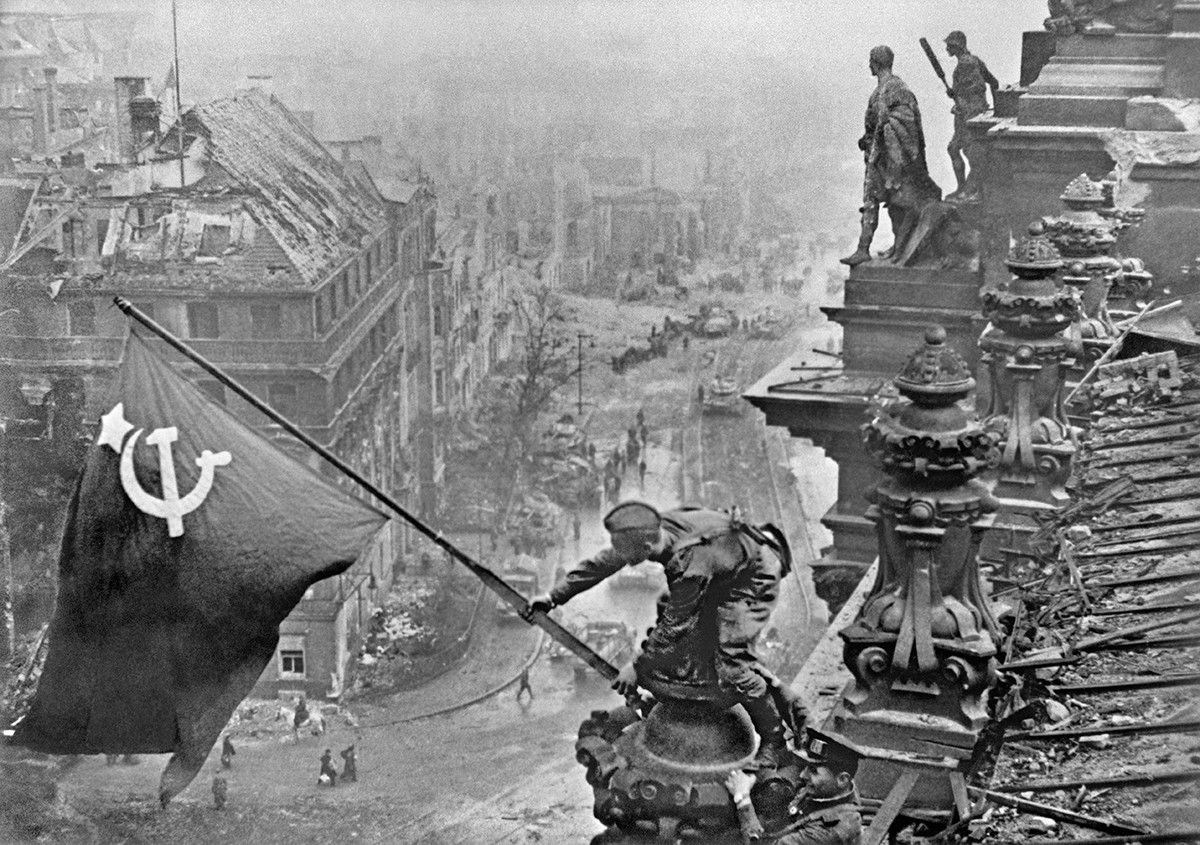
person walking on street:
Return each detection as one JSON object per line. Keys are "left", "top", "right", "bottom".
{"left": 340, "top": 745, "right": 358, "bottom": 783}
{"left": 212, "top": 776, "right": 228, "bottom": 810}
{"left": 293, "top": 697, "right": 309, "bottom": 741}
{"left": 638, "top": 458, "right": 647, "bottom": 490}
{"left": 318, "top": 749, "right": 338, "bottom": 786}
{"left": 220, "top": 735, "right": 235, "bottom": 769}
{"left": 517, "top": 664, "right": 534, "bottom": 703}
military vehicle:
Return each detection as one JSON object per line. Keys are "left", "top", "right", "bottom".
{"left": 748, "top": 308, "right": 788, "bottom": 340}
{"left": 702, "top": 373, "right": 743, "bottom": 414}
{"left": 572, "top": 620, "right": 636, "bottom": 681}
{"left": 497, "top": 554, "right": 540, "bottom": 620}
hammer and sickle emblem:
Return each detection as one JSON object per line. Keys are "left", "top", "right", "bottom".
{"left": 99, "top": 403, "right": 232, "bottom": 537}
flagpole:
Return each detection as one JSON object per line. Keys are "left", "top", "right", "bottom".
{"left": 171, "top": 0, "right": 185, "bottom": 188}
{"left": 112, "top": 296, "right": 623, "bottom": 687}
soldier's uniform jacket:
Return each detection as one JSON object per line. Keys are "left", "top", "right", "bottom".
{"left": 549, "top": 507, "right": 785, "bottom": 686}
{"left": 951, "top": 52, "right": 999, "bottom": 120}
{"left": 772, "top": 791, "right": 862, "bottom": 845}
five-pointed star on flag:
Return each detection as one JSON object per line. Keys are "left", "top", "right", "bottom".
{"left": 97, "top": 403, "right": 135, "bottom": 453}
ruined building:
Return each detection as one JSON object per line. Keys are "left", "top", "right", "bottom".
{"left": 0, "top": 85, "right": 440, "bottom": 699}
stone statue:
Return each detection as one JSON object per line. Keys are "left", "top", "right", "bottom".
{"left": 1045, "top": 0, "right": 1174, "bottom": 34}
{"left": 842, "top": 45, "right": 942, "bottom": 268}
{"left": 944, "top": 31, "right": 999, "bottom": 200}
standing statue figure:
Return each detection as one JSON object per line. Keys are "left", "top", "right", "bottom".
{"left": 944, "top": 31, "right": 999, "bottom": 200}
{"left": 523, "top": 501, "right": 806, "bottom": 769}
{"left": 842, "top": 45, "right": 942, "bottom": 268}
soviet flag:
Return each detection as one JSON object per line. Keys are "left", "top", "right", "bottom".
{"left": 11, "top": 331, "right": 387, "bottom": 804}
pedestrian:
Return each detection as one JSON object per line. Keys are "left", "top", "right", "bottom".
{"left": 340, "top": 745, "right": 358, "bottom": 783}
{"left": 293, "top": 696, "right": 309, "bottom": 741}
{"left": 638, "top": 459, "right": 647, "bottom": 489}
{"left": 212, "top": 776, "right": 228, "bottom": 810}
{"left": 318, "top": 748, "right": 338, "bottom": 786}
{"left": 517, "top": 664, "right": 534, "bottom": 703}
{"left": 573, "top": 512, "right": 582, "bottom": 543}
{"left": 682, "top": 334, "right": 690, "bottom": 351}
{"left": 221, "top": 735, "right": 235, "bottom": 769}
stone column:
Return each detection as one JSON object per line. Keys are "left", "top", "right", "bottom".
{"left": 979, "top": 223, "right": 1080, "bottom": 505}
{"left": 828, "top": 325, "right": 1000, "bottom": 817}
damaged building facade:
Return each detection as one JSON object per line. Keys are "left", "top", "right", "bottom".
{"left": 0, "top": 85, "right": 442, "bottom": 699}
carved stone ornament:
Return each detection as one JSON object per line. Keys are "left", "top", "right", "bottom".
{"left": 979, "top": 224, "right": 1081, "bottom": 481}
{"left": 838, "top": 326, "right": 1000, "bottom": 749}
{"left": 1045, "top": 0, "right": 1174, "bottom": 34}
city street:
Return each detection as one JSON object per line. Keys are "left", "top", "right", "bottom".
{"left": 16, "top": 296, "right": 841, "bottom": 845}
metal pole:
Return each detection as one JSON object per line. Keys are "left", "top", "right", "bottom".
{"left": 112, "top": 296, "right": 624, "bottom": 685}
{"left": 171, "top": 0, "right": 185, "bottom": 188}
{"left": 576, "top": 332, "right": 584, "bottom": 417}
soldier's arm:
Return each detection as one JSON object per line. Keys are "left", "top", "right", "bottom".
{"left": 981, "top": 59, "right": 1001, "bottom": 99}
{"left": 548, "top": 546, "right": 633, "bottom": 606}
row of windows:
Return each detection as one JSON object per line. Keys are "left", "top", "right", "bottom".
{"left": 66, "top": 300, "right": 284, "bottom": 340}
{"left": 197, "top": 378, "right": 298, "bottom": 420}
{"left": 315, "top": 237, "right": 395, "bottom": 334}
{"left": 332, "top": 301, "right": 403, "bottom": 403}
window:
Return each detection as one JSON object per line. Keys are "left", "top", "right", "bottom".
{"left": 364, "top": 251, "right": 372, "bottom": 288}
{"left": 68, "top": 300, "right": 96, "bottom": 336}
{"left": 186, "top": 302, "right": 219, "bottom": 339}
{"left": 95, "top": 219, "right": 109, "bottom": 255}
{"left": 433, "top": 368, "right": 445, "bottom": 407}
{"left": 328, "top": 287, "right": 338, "bottom": 320}
{"left": 278, "top": 635, "right": 306, "bottom": 679}
{"left": 341, "top": 273, "right": 351, "bottom": 309}
{"left": 250, "top": 303, "right": 282, "bottom": 338}
{"left": 197, "top": 380, "right": 226, "bottom": 406}
{"left": 315, "top": 298, "right": 325, "bottom": 334}
{"left": 268, "top": 382, "right": 298, "bottom": 418}
{"left": 197, "top": 224, "right": 231, "bottom": 257}
{"left": 433, "top": 304, "right": 444, "bottom": 337}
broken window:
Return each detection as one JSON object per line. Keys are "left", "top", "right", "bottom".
{"left": 341, "top": 273, "right": 351, "bottom": 310}
{"left": 250, "top": 303, "right": 282, "bottom": 338}
{"left": 186, "top": 302, "right": 219, "bottom": 339}
{"left": 197, "top": 224, "right": 231, "bottom": 257}
{"left": 433, "top": 304, "right": 444, "bottom": 337}
{"left": 434, "top": 368, "right": 445, "bottom": 407}
{"left": 95, "top": 219, "right": 109, "bottom": 255}
{"left": 278, "top": 635, "right": 306, "bottom": 679}
{"left": 328, "top": 287, "right": 338, "bottom": 320}
{"left": 67, "top": 300, "right": 96, "bottom": 336}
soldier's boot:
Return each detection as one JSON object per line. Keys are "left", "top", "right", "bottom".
{"left": 840, "top": 204, "right": 878, "bottom": 266}
{"left": 744, "top": 695, "right": 790, "bottom": 772}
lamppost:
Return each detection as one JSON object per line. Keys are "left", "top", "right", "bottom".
{"left": 575, "top": 331, "right": 594, "bottom": 418}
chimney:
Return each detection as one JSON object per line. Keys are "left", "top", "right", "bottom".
{"left": 113, "top": 76, "right": 147, "bottom": 164}
{"left": 31, "top": 85, "right": 48, "bottom": 155}
{"left": 43, "top": 68, "right": 58, "bottom": 135}
{"left": 241, "top": 74, "right": 274, "bottom": 96}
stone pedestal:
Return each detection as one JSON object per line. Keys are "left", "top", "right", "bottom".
{"left": 827, "top": 326, "right": 1000, "bottom": 821}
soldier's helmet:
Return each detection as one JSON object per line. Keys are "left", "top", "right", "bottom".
{"left": 796, "top": 728, "right": 861, "bottom": 776}
{"left": 603, "top": 500, "right": 661, "bottom": 535}
{"left": 945, "top": 30, "right": 968, "bottom": 48}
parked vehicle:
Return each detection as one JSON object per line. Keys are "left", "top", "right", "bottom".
{"left": 497, "top": 554, "right": 540, "bottom": 620}
{"left": 611, "top": 561, "right": 668, "bottom": 592}
{"left": 573, "top": 620, "right": 637, "bottom": 681}
{"left": 702, "top": 374, "right": 743, "bottom": 414}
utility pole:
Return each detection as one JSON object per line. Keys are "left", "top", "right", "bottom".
{"left": 576, "top": 332, "right": 594, "bottom": 418}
